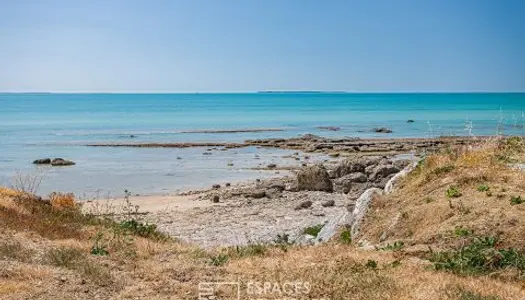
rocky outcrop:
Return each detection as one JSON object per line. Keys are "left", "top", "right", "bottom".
{"left": 384, "top": 161, "right": 419, "bottom": 194}
{"left": 297, "top": 165, "right": 333, "bottom": 192}
{"left": 350, "top": 188, "right": 384, "bottom": 238}
{"left": 333, "top": 173, "right": 367, "bottom": 193}
{"left": 33, "top": 158, "right": 51, "bottom": 164}
{"left": 50, "top": 158, "right": 75, "bottom": 166}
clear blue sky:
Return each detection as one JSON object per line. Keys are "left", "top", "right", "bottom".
{"left": 1, "top": 0, "right": 524, "bottom": 92}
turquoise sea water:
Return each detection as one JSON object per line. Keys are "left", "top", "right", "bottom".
{"left": 1, "top": 93, "right": 524, "bottom": 197}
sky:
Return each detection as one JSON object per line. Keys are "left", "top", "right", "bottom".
{"left": 1, "top": 0, "right": 524, "bottom": 92}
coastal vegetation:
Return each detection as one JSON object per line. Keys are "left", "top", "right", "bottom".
{"left": 0, "top": 137, "right": 524, "bottom": 299}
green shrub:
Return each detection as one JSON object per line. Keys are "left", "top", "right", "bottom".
{"left": 431, "top": 236, "right": 525, "bottom": 276}
{"left": 303, "top": 224, "right": 324, "bottom": 238}
{"left": 379, "top": 241, "right": 405, "bottom": 252}
{"left": 207, "top": 253, "right": 230, "bottom": 266}
{"left": 118, "top": 219, "right": 168, "bottom": 240}
{"left": 365, "top": 259, "right": 378, "bottom": 269}
{"left": 90, "top": 232, "right": 109, "bottom": 256}
{"left": 446, "top": 186, "right": 462, "bottom": 198}
{"left": 476, "top": 185, "right": 490, "bottom": 192}
{"left": 433, "top": 165, "right": 455, "bottom": 176}
{"left": 274, "top": 233, "right": 294, "bottom": 252}
{"left": 228, "top": 244, "right": 267, "bottom": 257}
{"left": 454, "top": 226, "right": 473, "bottom": 237}
{"left": 510, "top": 195, "right": 524, "bottom": 205}
{"left": 339, "top": 229, "right": 352, "bottom": 244}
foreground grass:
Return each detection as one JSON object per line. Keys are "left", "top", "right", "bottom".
{"left": 1, "top": 137, "right": 525, "bottom": 299}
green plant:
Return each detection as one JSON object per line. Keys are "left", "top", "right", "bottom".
{"left": 274, "top": 233, "right": 294, "bottom": 252}
{"left": 446, "top": 186, "right": 462, "bottom": 198}
{"left": 365, "top": 259, "right": 378, "bottom": 269}
{"left": 303, "top": 224, "right": 324, "bottom": 238}
{"left": 476, "top": 185, "right": 490, "bottom": 192}
{"left": 430, "top": 236, "right": 525, "bottom": 277}
{"left": 379, "top": 241, "right": 405, "bottom": 252}
{"left": 510, "top": 195, "right": 524, "bottom": 205}
{"left": 433, "top": 165, "right": 455, "bottom": 176}
{"left": 454, "top": 226, "right": 473, "bottom": 237}
{"left": 90, "top": 232, "right": 109, "bottom": 256}
{"left": 424, "top": 197, "right": 435, "bottom": 203}
{"left": 228, "top": 244, "right": 267, "bottom": 257}
{"left": 391, "top": 260, "right": 401, "bottom": 268}
{"left": 207, "top": 253, "right": 230, "bottom": 266}
{"left": 118, "top": 219, "right": 168, "bottom": 240}
{"left": 339, "top": 229, "right": 352, "bottom": 244}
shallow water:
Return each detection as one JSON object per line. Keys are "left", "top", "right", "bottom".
{"left": 2, "top": 92, "right": 524, "bottom": 197}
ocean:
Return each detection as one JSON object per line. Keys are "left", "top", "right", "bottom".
{"left": 1, "top": 92, "right": 524, "bottom": 198}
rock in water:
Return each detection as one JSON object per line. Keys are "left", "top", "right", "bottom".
{"left": 50, "top": 158, "right": 75, "bottom": 166}
{"left": 297, "top": 165, "right": 333, "bottom": 192}
{"left": 372, "top": 127, "right": 393, "bottom": 133}
{"left": 33, "top": 158, "right": 51, "bottom": 164}
{"left": 318, "top": 126, "right": 341, "bottom": 131}
{"left": 407, "top": 119, "right": 415, "bottom": 123}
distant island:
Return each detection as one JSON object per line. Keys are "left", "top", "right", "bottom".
{"left": 257, "top": 91, "right": 350, "bottom": 94}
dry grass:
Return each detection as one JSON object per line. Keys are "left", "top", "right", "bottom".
{"left": 1, "top": 139, "right": 525, "bottom": 299}
{"left": 49, "top": 192, "right": 77, "bottom": 210}
{"left": 360, "top": 138, "right": 525, "bottom": 272}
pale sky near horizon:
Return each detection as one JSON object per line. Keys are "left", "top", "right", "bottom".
{"left": 1, "top": 0, "right": 524, "bottom": 92}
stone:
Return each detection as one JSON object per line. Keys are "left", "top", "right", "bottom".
{"left": 247, "top": 190, "right": 266, "bottom": 199}
{"left": 372, "top": 127, "right": 393, "bottom": 133}
{"left": 350, "top": 188, "right": 384, "bottom": 238}
{"left": 267, "top": 163, "right": 277, "bottom": 169}
{"left": 333, "top": 172, "right": 368, "bottom": 193}
{"left": 321, "top": 199, "right": 335, "bottom": 207}
{"left": 318, "top": 126, "right": 341, "bottom": 131}
{"left": 368, "top": 164, "right": 400, "bottom": 181}
{"left": 331, "top": 159, "right": 366, "bottom": 178}
{"left": 407, "top": 119, "right": 415, "bottom": 123}
{"left": 212, "top": 195, "right": 220, "bottom": 203}
{"left": 295, "top": 200, "right": 313, "bottom": 210}
{"left": 50, "top": 158, "right": 75, "bottom": 166}
{"left": 297, "top": 165, "right": 333, "bottom": 192}
{"left": 212, "top": 184, "right": 221, "bottom": 189}
{"left": 33, "top": 158, "right": 51, "bottom": 164}
{"left": 225, "top": 182, "right": 231, "bottom": 187}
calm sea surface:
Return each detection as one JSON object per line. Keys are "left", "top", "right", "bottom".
{"left": 1, "top": 93, "right": 524, "bottom": 197}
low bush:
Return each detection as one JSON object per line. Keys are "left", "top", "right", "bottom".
{"left": 446, "top": 186, "right": 462, "bottom": 198}
{"left": 302, "top": 224, "right": 324, "bottom": 238}
{"left": 431, "top": 237, "right": 525, "bottom": 278}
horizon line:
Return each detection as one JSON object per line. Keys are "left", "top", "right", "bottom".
{"left": 1, "top": 90, "right": 525, "bottom": 95}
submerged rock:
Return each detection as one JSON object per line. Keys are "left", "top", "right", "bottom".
{"left": 372, "top": 127, "right": 393, "bottom": 133}
{"left": 297, "top": 165, "right": 333, "bottom": 192}
{"left": 318, "top": 126, "right": 340, "bottom": 131}
{"left": 33, "top": 158, "right": 51, "bottom": 164}
{"left": 50, "top": 158, "right": 75, "bottom": 166}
